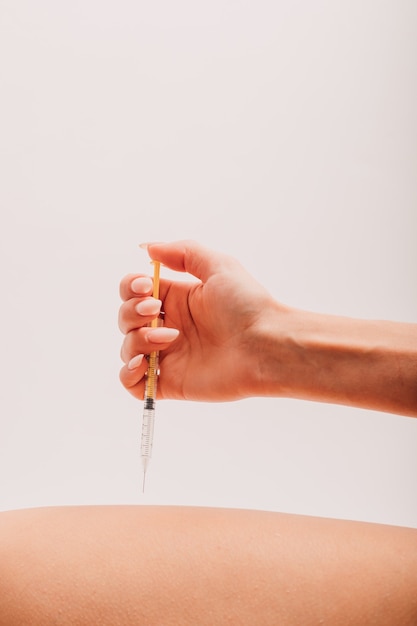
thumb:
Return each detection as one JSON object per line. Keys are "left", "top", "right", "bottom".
{"left": 143, "top": 240, "right": 234, "bottom": 282}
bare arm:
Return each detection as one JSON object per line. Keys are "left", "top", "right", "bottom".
{"left": 119, "top": 240, "right": 417, "bottom": 416}
{"left": 257, "top": 304, "right": 417, "bottom": 416}
{"left": 0, "top": 505, "right": 416, "bottom": 626}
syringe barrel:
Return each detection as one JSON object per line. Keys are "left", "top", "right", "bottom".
{"left": 141, "top": 406, "right": 156, "bottom": 459}
{"left": 144, "top": 349, "right": 159, "bottom": 401}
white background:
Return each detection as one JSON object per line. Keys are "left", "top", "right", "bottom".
{"left": 0, "top": 0, "right": 416, "bottom": 527}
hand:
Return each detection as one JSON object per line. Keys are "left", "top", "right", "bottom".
{"left": 119, "top": 240, "right": 417, "bottom": 415}
{"left": 119, "top": 240, "right": 279, "bottom": 402}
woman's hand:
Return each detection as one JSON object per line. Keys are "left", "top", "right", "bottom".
{"left": 119, "top": 240, "right": 279, "bottom": 402}
{"left": 119, "top": 239, "right": 417, "bottom": 416}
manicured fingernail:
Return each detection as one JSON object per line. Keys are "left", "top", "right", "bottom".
{"left": 131, "top": 277, "right": 153, "bottom": 294}
{"left": 146, "top": 328, "right": 179, "bottom": 343}
{"left": 135, "top": 299, "right": 161, "bottom": 316}
{"left": 128, "top": 354, "right": 144, "bottom": 370}
{"left": 139, "top": 241, "right": 165, "bottom": 250}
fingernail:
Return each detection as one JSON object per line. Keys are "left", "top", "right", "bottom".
{"left": 135, "top": 299, "right": 161, "bottom": 316}
{"left": 139, "top": 241, "right": 165, "bottom": 250}
{"left": 131, "top": 277, "right": 153, "bottom": 294}
{"left": 146, "top": 328, "right": 180, "bottom": 343}
{"left": 128, "top": 354, "right": 144, "bottom": 370}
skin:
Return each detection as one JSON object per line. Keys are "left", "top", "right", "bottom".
{"left": 119, "top": 240, "right": 417, "bottom": 416}
{"left": 0, "top": 505, "right": 416, "bottom": 625}
{"left": 1, "top": 240, "right": 416, "bottom": 624}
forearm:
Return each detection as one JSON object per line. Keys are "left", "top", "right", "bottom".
{"left": 253, "top": 305, "right": 417, "bottom": 416}
{"left": 0, "top": 505, "right": 416, "bottom": 626}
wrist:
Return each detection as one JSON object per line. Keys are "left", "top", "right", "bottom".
{"left": 248, "top": 301, "right": 297, "bottom": 398}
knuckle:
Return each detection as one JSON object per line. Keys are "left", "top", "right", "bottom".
{"left": 120, "top": 328, "right": 144, "bottom": 363}
{"left": 118, "top": 299, "right": 142, "bottom": 334}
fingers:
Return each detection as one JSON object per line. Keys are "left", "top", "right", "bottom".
{"left": 119, "top": 273, "right": 154, "bottom": 303}
{"left": 119, "top": 356, "right": 148, "bottom": 398}
{"left": 119, "top": 326, "right": 180, "bottom": 399}
{"left": 120, "top": 240, "right": 240, "bottom": 303}
{"left": 119, "top": 326, "right": 180, "bottom": 398}
{"left": 120, "top": 326, "right": 179, "bottom": 363}
{"left": 118, "top": 295, "right": 162, "bottom": 334}
{"left": 119, "top": 269, "right": 180, "bottom": 370}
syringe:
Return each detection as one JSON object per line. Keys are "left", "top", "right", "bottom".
{"left": 141, "top": 260, "right": 162, "bottom": 492}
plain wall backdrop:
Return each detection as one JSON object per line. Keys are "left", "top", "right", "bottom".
{"left": 0, "top": 0, "right": 416, "bottom": 526}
